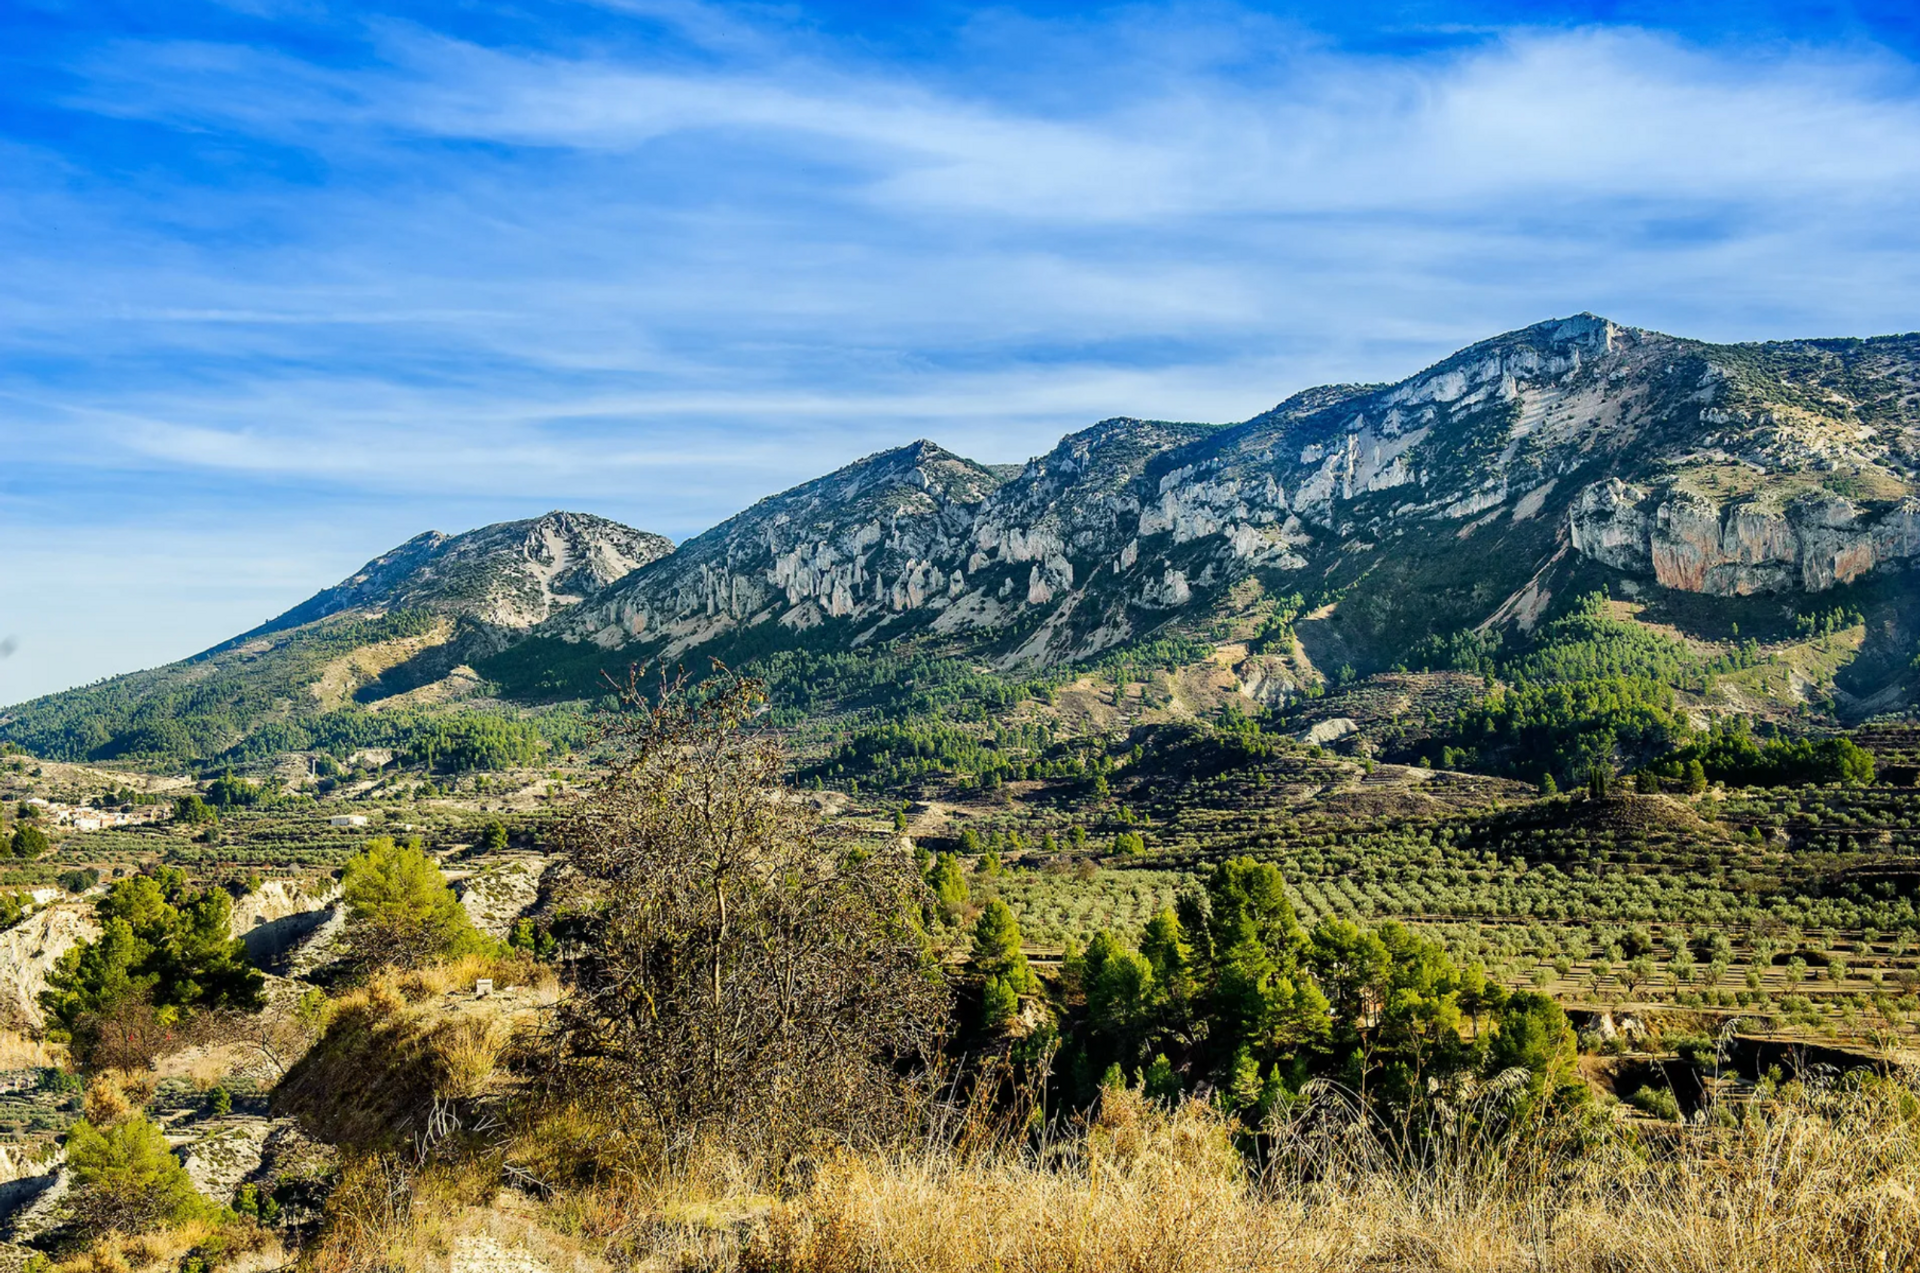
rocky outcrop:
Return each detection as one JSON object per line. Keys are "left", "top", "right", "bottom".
{"left": 284, "top": 904, "right": 348, "bottom": 979}
{"left": 0, "top": 902, "right": 98, "bottom": 1030}
{"left": 1299, "top": 717, "right": 1360, "bottom": 747}
{"left": 525, "top": 315, "right": 1919, "bottom": 672}
{"left": 247, "top": 510, "right": 674, "bottom": 638}
{"left": 177, "top": 1117, "right": 274, "bottom": 1206}
{"left": 1, "top": 1165, "right": 66, "bottom": 1243}
{"left": 452, "top": 857, "right": 550, "bottom": 939}
{"left": 229, "top": 879, "right": 336, "bottom": 936}
{"left": 1569, "top": 478, "right": 1920, "bottom": 595}
{"left": 554, "top": 441, "right": 1009, "bottom": 657}
{"left": 229, "top": 880, "right": 342, "bottom": 972}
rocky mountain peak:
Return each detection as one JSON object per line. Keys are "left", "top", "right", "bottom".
{"left": 12, "top": 316, "right": 1920, "bottom": 764}
{"left": 547, "top": 442, "right": 1012, "bottom": 659}
{"left": 248, "top": 511, "right": 673, "bottom": 640}
{"left": 536, "top": 315, "right": 1920, "bottom": 682}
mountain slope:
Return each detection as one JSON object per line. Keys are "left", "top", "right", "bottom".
{"left": 513, "top": 316, "right": 1919, "bottom": 700}
{"left": 0, "top": 512, "right": 672, "bottom": 764}
{"left": 11, "top": 315, "right": 1920, "bottom": 767}
{"left": 536, "top": 440, "right": 1012, "bottom": 657}
{"left": 247, "top": 511, "right": 672, "bottom": 638}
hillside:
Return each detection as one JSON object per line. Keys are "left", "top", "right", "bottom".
{"left": 0, "top": 512, "right": 671, "bottom": 766}
{"left": 10, "top": 316, "right": 1920, "bottom": 773}
{"left": 247, "top": 510, "right": 671, "bottom": 637}
{"left": 499, "top": 316, "right": 1919, "bottom": 690}
{"left": 6, "top": 669, "right": 1920, "bottom": 1272}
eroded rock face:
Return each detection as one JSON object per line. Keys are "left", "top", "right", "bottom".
{"left": 0, "top": 902, "right": 99, "bottom": 1029}
{"left": 207, "top": 879, "right": 341, "bottom": 972}
{"left": 229, "top": 880, "right": 337, "bottom": 938}
{"left": 452, "top": 857, "right": 550, "bottom": 939}
{"left": 178, "top": 1117, "right": 274, "bottom": 1206}
{"left": 1570, "top": 478, "right": 1920, "bottom": 594}
{"left": 256, "top": 511, "right": 674, "bottom": 636}
{"left": 557, "top": 440, "right": 1005, "bottom": 659}
{"left": 534, "top": 314, "right": 1919, "bottom": 665}
{"left": 1, "top": 1166, "right": 66, "bottom": 1243}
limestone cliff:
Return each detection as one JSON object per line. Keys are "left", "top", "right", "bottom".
{"left": 15, "top": 315, "right": 1920, "bottom": 758}
{"left": 1571, "top": 478, "right": 1920, "bottom": 596}
{"left": 0, "top": 902, "right": 98, "bottom": 1029}
{"left": 246, "top": 510, "right": 674, "bottom": 638}
{"left": 529, "top": 315, "right": 1920, "bottom": 678}
{"left": 551, "top": 441, "right": 1010, "bottom": 658}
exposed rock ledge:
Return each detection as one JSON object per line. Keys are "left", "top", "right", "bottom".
{"left": 1569, "top": 477, "right": 1920, "bottom": 595}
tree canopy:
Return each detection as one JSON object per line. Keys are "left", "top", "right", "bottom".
{"left": 42, "top": 867, "right": 265, "bottom": 1059}
{"left": 65, "top": 1113, "right": 214, "bottom": 1236}
{"left": 1053, "top": 856, "right": 1579, "bottom": 1122}
{"left": 339, "top": 836, "right": 492, "bottom": 969}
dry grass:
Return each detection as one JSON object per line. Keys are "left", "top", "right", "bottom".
{"left": 296, "top": 1072, "right": 1920, "bottom": 1273}
{"left": 437, "top": 1016, "right": 513, "bottom": 1101}
{"left": 50, "top": 1217, "right": 278, "bottom": 1273}
{"left": 274, "top": 954, "right": 560, "bottom": 1153}
{"left": 330, "top": 950, "right": 558, "bottom": 1011}
{"left": 0, "top": 1026, "right": 65, "bottom": 1070}
{"left": 283, "top": 950, "right": 1920, "bottom": 1272}
{"left": 299, "top": 1155, "right": 608, "bottom": 1273}
{"left": 82, "top": 1069, "right": 158, "bottom": 1124}
{"left": 745, "top": 1081, "right": 1920, "bottom": 1273}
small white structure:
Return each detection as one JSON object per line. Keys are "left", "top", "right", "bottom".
{"left": 328, "top": 814, "right": 369, "bottom": 828}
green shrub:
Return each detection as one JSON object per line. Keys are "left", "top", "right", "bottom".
{"left": 65, "top": 1114, "right": 213, "bottom": 1235}
{"left": 339, "top": 837, "right": 493, "bottom": 969}
{"left": 980, "top": 975, "right": 1020, "bottom": 1030}
{"left": 9, "top": 824, "right": 50, "bottom": 858}
{"left": 41, "top": 867, "right": 264, "bottom": 1051}
{"left": 1628, "top": 1085, "right": 1681, "bottom": 1121}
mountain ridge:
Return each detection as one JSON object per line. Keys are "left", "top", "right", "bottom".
{"left": 233, "top": 510, "right": 673, "bottom": 646}
{"left": 0, "top": 510, "right": 671, "bottom": 764}
{"left": 526, "top": 313, "right": 1920, "bottom": 682}
{"left": 9, "top": 313, "right": 1920, "bottom": 766}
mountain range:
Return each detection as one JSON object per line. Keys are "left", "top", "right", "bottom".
{"left": 7, "top": 313, "right": 1918, "bottom": 767}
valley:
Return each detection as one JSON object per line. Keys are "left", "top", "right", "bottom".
{"left": 2, "top": 313, "right": 1919, "bottom": 1270}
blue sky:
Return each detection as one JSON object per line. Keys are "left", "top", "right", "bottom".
{"left": 4, "top": 0, "right": 1919, "bottom": 705}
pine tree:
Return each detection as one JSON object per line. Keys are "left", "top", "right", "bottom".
{"left": 926, "top": 852, "right": 969, "bottom": 917}
{"left": 1142, "top": 1053, "right": 1180, "bottom": 1104}
{"left": 970, "top": 898, "right": 1034, "bottom": 993}
{"left": 65, "top": 1114, "right": 211, "bottom": 1236}
{"left": 340, "top": 837, "right": 491, "bottom": 969}
{"left": 980, "top": 975, "right": 1019, "bottom": 1030}
{"left": 9, "top": 823, "right": 49, "bottom": 858}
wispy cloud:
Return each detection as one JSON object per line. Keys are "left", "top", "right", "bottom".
{"left": 3, "top": 1, "right": 1919, "bottom": 701}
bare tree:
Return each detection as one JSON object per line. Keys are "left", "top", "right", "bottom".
{"left": 209, "top": 987, "right": 328, "bottom": 1081}
{"left": 544, "top": 669, "right": 948, "bottom": 1166}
